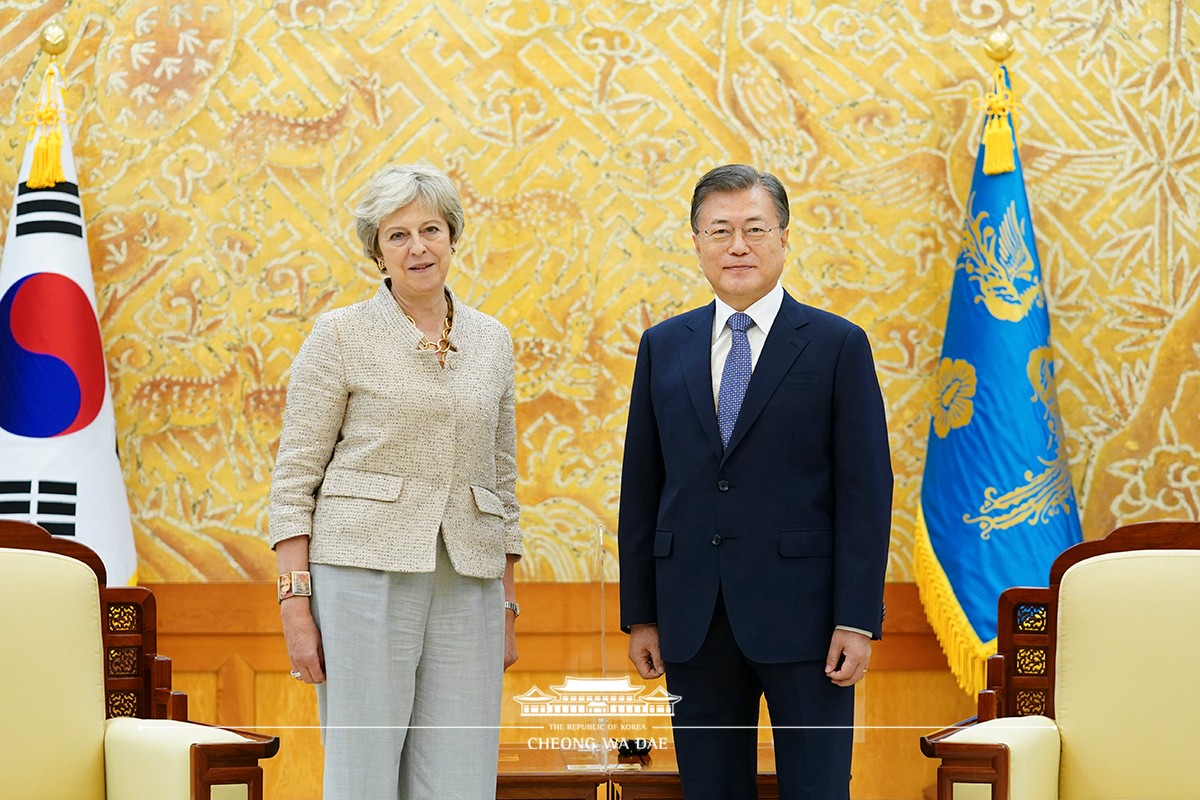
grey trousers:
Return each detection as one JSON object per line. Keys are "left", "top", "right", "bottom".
{"left": 310, "top": 540, "right": 504, "bottom": 800}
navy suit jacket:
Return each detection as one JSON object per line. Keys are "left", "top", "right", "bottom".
{"left": 618, "top": 292, "right": 893, "bottom": 664}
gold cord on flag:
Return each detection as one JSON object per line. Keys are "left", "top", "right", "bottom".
{"left": 977, "top": 30, "right": 1019, "bottom": 176}
{"left": 23, "top": 22, "right": 72, "bottom": 189}
{"left": 25, "top": 67, "right": 67, "bottom": 189}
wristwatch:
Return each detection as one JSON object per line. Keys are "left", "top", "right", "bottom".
{"left": 503, "top": 600, "right": 521, "bottom": 618}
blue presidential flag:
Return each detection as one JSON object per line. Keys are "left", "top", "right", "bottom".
{"left": 0, "top": 61, "right": 137, "bottom": 584}
{"left": 915, "top": 64, "right": 1082, "bottom": 695}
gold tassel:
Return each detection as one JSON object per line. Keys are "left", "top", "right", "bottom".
{"left": 30, "top": 126, "right": 65, "bottom": 188}
{"left": 24, "top": 65, "right": 68, "bottom": 189}
{"left": 978, "top": 66, "right": 1019, "bottom": 176}
{"left": 982, "top": 114, "right": 1014, "bottom": 175}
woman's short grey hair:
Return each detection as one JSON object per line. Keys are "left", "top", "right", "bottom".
{"left": 354, "top": 162, "right": 465, "bottom": 259}
{"left": 689, "top": 164, "right": 789, "bottom": 233}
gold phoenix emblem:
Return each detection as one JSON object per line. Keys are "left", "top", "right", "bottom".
{"left": 957, "top": 194, "right": 1043, "bottom": 323}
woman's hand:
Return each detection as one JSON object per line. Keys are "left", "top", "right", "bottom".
{"left": 502, "top": 554, "right": 519, "bottom": 670}
{"left": 503, "top": 611, "right": 519, "bottom": 670}
{"left": 282, "top": 598, "right": 326, "bottom": 684}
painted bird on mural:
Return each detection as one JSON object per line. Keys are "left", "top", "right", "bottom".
{"left": 716, "top": 0, "right": 819, "bottom": 182}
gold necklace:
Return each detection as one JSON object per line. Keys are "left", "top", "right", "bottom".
{"left": 403, "top": 293, "right": 456, "bottom": 366}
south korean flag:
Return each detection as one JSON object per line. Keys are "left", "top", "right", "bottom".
{"left": 0, "top": 61, "right": 137, "bottom": 584}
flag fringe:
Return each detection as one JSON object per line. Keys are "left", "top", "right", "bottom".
{"left": 913, "top": 502, "right": 995, "bottom": 697}
{"left": 24, "top": 65, "right": 68, "bottom": 189}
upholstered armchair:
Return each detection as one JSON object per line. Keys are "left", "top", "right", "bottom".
{"left": 920, "top": 520, "right": 1200, "bottom": 800}
{"left": 0, "top": 520, "right": 279, "bottom": 800}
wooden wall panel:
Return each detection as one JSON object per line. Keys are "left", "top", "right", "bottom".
{"left": 146, "top": 581, "right": 968, "bottom": 800}
{"left": 853, "top": 670, "right": 976, "bottom": 799}
{"left": 256, "top": 672, "right": 324, "bottom": 799}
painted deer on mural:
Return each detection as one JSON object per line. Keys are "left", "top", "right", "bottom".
{"left": 129, "top": 344, "right": 265, "bottom": 488}
{"left": 227, "top": 72, "right": 382, "bottom": 176}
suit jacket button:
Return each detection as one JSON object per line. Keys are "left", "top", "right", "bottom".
{"left": 717, "top": 480, "right": 730, "bottom": 491}
{"left": 711, "top": 534, "right": 722, "bottom": 546}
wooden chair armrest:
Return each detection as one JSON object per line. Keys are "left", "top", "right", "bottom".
{"left": 149, "top": 655, "right": 189, "bottom": 720}
{"left": 192, "top": 726, "right": 281, "bottom": 800}
{"left": 921, "top": 716, "right": 1009, "bottom": 800}
{"left": 920, "top": 716, "right": 980, "bottom": 757}
{"left": 920, "top": 716, "right": 1060, "bottom": 800}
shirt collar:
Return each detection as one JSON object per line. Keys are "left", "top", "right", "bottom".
{"left": 712, "top": 283, "right": 784, "bottom": 338}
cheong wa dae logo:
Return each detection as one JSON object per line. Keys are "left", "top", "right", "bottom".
{"left": 513, "top": 676, "right": 680, "bottom": 717}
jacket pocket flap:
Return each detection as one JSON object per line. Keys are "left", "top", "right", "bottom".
{"left": 653, "top": 529, "right": 673, "bottom": 557}
{"left": 471, "top": 486, "right": 506, "bottom": 517}
{"left": 779, "top": 528, "right": 833, "bottom": 557}
{"left": 321, "top": 469, "right": 403, "bottom": 501}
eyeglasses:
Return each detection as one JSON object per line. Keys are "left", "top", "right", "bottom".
{"left": 700, "top": 225, "right": 783, "bottom": 245}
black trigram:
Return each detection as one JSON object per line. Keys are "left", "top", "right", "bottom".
{"left": 0, "top": 480, "right": 77, "bottom": 536}
{"left": 15, "top": 181, "right": 83, "bottom": 238}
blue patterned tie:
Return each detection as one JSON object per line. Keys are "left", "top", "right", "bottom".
{"left": 717, "top": 312, "right": 755, "bottom": 449}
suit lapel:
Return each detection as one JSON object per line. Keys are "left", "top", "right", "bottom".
{"left": 680, "top": 303, "right": 724, "bottom": 460}
{"left": 722, "top": 293, "right": 810, "bottom": 459}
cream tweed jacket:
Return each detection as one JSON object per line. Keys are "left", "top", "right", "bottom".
{"left": 269, "top": 283, "right": 521, "bottom": 579}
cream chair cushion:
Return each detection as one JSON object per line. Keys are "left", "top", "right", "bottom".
{"left": 105, "top": 718, "right": 250, "bottom": 800}
{"left": 940, "top": 715, "right": 1061, "bottom": 800}
{"left": 1055, "top": 550, "right": 1200, "bottom": 799}
{"left": 0, "top": 548, "right": 107, "bottom": 800}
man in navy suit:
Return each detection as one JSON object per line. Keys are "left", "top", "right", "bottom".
{"left": 618, "top": 165, "right": 893, "bottom": 799}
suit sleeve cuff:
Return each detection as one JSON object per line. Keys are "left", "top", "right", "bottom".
{"left": 836, "top": 624, "right": 873, "bottom": 637}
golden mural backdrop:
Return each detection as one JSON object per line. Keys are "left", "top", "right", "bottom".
{"left": 1, "top": 0, "right": 1197, "bottom": 582}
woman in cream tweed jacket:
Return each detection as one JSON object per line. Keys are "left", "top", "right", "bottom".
{"left": 269, "top": 163, "right": 521, "bottom": 799}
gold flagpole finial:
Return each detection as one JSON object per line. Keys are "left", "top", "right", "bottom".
{"left": 40, "top": 21, "right": 69, "bottom": 58}
{"left": 983, "top": 29, "right": 1015, "bottom": 64}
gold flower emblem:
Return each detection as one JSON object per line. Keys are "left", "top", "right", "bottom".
{"left": 933, "top": 357, "right": 977, "bottom": 438}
